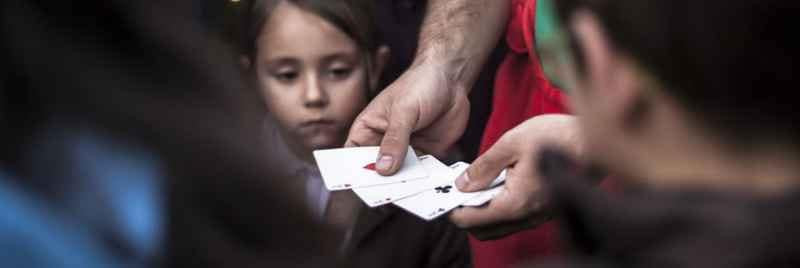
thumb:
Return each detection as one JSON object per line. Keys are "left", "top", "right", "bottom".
{"left": 456, "top": 140, "right": 516, "bottom": 192}
{"left": 376, "top": 103, "right": 416, "bottom": 175}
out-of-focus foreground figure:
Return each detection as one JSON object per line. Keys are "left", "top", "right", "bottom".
{"left": 1, "top": 0, "right": 337, "bottom": 267}
{"left": 531, "top": 0, "right": 800, "bottom": 267}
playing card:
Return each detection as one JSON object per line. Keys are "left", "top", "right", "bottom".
{"left": 313, "top": 146, "right": 428, "bottom": 190}
{"left": 461, "top": 169, "right": 508, "bottom": 206}
{"left": 461, "top": 187, "right": 504, "bottom": 206}
{"left": 418, "top": 155, "right": 451, "bottom": 173}
{"left": 392, "top": 162, "right": 482, "bottom": 220}
{"left": 352, "top": 155, "right": 452, "bottom": 207}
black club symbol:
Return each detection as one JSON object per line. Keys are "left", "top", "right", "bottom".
{"left": 435, "top": 185, "right": 452, "bottom": 193}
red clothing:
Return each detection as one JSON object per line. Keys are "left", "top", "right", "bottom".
{"left": 470, "top": 0, "right": 569, "bottom": 267}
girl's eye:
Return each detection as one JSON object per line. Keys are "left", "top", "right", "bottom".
{"left": 327, "top": 66, "right": 353, "bottom": 80}
{"left": 273, "top": 70, "right": 298, "bottom": 82}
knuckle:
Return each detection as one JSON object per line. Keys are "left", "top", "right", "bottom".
{"left": 381, "top": 133, "right": 406, "bottom": 149}
{"left": 382, "top": 133, "right": 401, "bottom": 144}
{"left": 469, "top": 161, "right": 487, "bottom": 180}
{"left": 504, "top": 195, "right": 532, "bottom": 220}
{"left": 469, "top": 158, "right": 505, "bottom": 185}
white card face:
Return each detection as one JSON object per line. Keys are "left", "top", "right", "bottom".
{"left": 313, "top": 146, "right": 427, "bottom": 190}
{"left": 461, "top": 169, "right": 508, "bottom": 206}
{"left": 392, "top": 162, "right": 481, "bottom": 221}
{"left": 352, "top": 155, "right": 452, "bottom": 207}
{"left": 488, "top": 169, "right": 508, "bottom": 187}
{"left": 462, "top": 187, "right": 505, "bottom": 206}
{"left": 418, "top": 155, "right": 451, "bottom": 173}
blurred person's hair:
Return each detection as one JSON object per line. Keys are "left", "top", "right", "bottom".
{"left": 555, "top": 0, "right": 800, "bottom": 148}
{"left": 0, "top": 0, "right": 337, "bottom": 266}
{"left": 240, "top": 0, "right": 383, "bottom": 96}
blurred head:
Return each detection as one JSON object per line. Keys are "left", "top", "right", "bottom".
{"left": 242, "top": 0, "right": 389, "bottom": 162}
{"left": 1, "top": 0, "right": 338, "bottom": 266}
{"left": 551, "top": 0, "right": 800, "bottom": 189}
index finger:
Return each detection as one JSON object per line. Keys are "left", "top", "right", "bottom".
{"left": 455, "top": 136, "right": 517, "bottom": 192}
{"left": 344, "top": 113, "right": 389, "bottom": 148}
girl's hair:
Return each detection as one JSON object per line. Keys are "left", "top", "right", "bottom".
{"left": 241, "top": 0, "right": 382, "bottom": 95}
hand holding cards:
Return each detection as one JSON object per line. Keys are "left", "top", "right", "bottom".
{"left": 313, "top": 146, "right": 507, "bottom": 220}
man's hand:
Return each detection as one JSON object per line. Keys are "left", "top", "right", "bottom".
{"left": 344, "top": 0, "right": 509, "bottom": 176}
{"left": 449, "top": 114, "right": 583, "bottom": 240}
{"left": 345, "top": 62, "right": 470, "bottom": 175}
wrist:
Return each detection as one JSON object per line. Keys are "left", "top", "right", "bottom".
{"left": 410, "top": 50, "right": 474, "bottom": 95}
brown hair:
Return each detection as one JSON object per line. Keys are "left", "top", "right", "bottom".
{"left": 241, "top": 0, "right": 382, "bottom": 94}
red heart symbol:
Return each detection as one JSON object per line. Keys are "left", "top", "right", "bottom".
{"left": 363, "top": 162, "right": 376, "bottom": 171}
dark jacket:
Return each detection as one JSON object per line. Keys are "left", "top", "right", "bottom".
{"left": 346, "top": 205, "right": 472, "bottom": 268}
{"left": 534, "top": 148, "right": 800, "bottom": 268}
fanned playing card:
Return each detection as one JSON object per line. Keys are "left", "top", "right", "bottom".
{"left": 313, "top": 146, "right": 427, "bottom": 190}
{"left": 392, "top": 162, "right": 481, "bottom": 220}
{"left": 352, "top": 155, "right": 453, "bottom": 207}
{"left": 394, "top": 165, "right": 510, "bottom": 219}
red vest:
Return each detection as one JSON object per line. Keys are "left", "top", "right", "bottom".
{"left": 470, "top": 0, "right": 568, "bottom": 267}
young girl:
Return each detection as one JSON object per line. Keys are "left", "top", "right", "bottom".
{"left": 241, "top": 1, "right": 471, "bottom": 267}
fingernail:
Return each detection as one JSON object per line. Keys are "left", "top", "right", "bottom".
{"left": 376, "top": 155, "right": 393, "bottom": 172}
{"left": 455, "top": 171, "right": 471, "bottom": 191}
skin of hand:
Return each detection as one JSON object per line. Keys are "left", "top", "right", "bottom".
{"left": 449, "top": 114, "right": 583, "bottom": 240}
{"left": 344, "top": 61, "right": 471, "bottom": 174}
{"left": 344, "top": 0, "right": 510, "bottom": 175}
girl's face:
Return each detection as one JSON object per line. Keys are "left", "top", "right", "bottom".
{"left": 254, "top": 1, "right": 369, "bottom": 156}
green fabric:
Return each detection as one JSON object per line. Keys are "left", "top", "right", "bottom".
{"left": 535, "top": 0, "right": 576, "bottom": 91}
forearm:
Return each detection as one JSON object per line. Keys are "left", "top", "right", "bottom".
{"left": 414, "top": 0, "right": 510, "bottom": 94}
